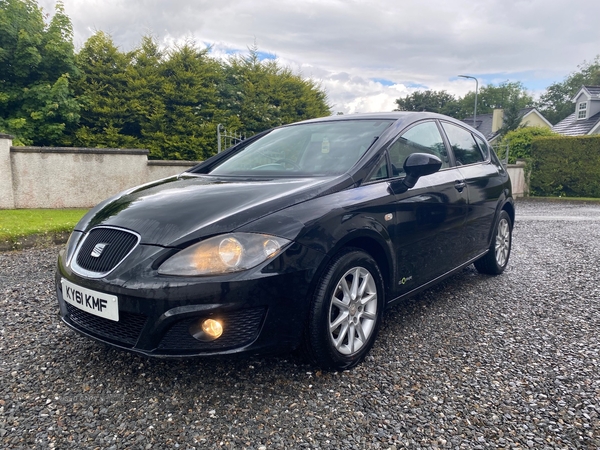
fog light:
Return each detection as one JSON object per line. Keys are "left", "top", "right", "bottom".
{"left": 202, "top": 319, "right": 223, "bottom": 338}
{"left": 190, "top": 318, "right": 223, "bottom": 342}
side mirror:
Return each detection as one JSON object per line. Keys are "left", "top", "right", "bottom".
{"left": 403, "top": 153, "right": 442, "bottom": 189}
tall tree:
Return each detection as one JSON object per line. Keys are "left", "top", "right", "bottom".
{"left": 129, "top": 36, "right": 165, "bottom": 147}
{"left": 394, "top": 90, "right": 461, "bottom": 117}
{"left": 0, "top": 0, "right": 79, "bottom": 145}
{"left": 220, "top": 47, "right": 330, "bottom": 136}
{"left": 497, "top": 99, "right": 523, "bottom": 137}
{"left": 459, "top": 81, "right": 534, "bottom": 117}
{"left": 497, "top": 89, "right": 534, "bottom": 137}
{"left": 536, "top": 56, "right": 600, "bottom": 125}
{"left": 73, "top": 38, "right": 330, "bottom": 160}
{"left": 143, "top": 42, "right": 222, "bottom": 160}
{"left": 72, "top": 31, "right": 139, "bottom": 148}
{"left": 393, "top": 82, "right": 534, "bottom": 121}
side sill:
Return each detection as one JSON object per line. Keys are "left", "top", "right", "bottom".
{"left": 385, "top": 250, "right": 488, "bottom": 308}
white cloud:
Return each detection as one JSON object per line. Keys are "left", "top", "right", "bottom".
{"left": 38, "top": 0, "right": 600, "bottom": 113}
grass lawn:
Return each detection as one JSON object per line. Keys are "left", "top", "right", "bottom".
{"left": 0, "top": 209, "right": 88, "bottom": 242}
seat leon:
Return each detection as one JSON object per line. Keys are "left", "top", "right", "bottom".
{"left": 56, "top": 112, "right": 514, "bottom": 370}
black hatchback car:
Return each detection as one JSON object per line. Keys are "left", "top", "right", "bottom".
{"left": 56, "top": 112, "right": 513, "bottom": 370}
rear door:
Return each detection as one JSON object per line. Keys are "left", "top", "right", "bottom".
{"left": 439, "top": 121, "right": 504, "bottom": 262}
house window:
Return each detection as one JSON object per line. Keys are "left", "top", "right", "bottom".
{"left": 578, "top": 102, "right": 587, "bottom": 119}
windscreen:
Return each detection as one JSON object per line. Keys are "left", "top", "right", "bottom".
{"left": 209, "top": 119, "right": 394, "bottom": 177}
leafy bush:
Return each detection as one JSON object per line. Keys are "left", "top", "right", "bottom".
{"left": 495, "top": 127, "right": 557, "bottom": 163}
{"left": 0, "top": 0, "right": 80, "bottom": 146}
{"left": 530, "top": 135, "right": 600, "bottom": 197}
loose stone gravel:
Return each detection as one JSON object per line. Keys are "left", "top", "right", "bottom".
{"left": 1, "top": 199, "right": 599, "bottom": 449}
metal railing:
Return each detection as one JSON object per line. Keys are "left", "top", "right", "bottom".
{"left": 217, "top": 124, "right": 246, "bottom": 153}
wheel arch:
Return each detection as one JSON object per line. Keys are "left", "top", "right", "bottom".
{"left": 502, "top": 199, "right": 515, "bottom": 227}
{"left": 309, "top": 230, "right": 394, "bottom": 302}
{"left": 485, "top": 197, "right": 515, "bottom": 247}
{"left": 341, "top": 236, "right": 391, "bottom": 297}
{"left": 301, "top": 236, "right": 389, "bottom": 370}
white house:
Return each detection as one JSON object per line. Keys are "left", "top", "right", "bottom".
{"left": 552, "top": 86, "right": 600, "bottom": 136}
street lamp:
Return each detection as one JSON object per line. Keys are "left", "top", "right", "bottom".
{"left": 458, "top": 75, "right": 478, "bottom": 128}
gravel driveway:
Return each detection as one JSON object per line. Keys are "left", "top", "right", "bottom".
{"left": 1, "top": 199, "right": 599, "bottom": 449}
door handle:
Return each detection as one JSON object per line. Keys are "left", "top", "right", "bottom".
{"left": 454, "top": 180, "right": 466, "bottom": 192}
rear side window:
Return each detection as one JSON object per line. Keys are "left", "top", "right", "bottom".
{"left": 441, "top": 122, "right": 484, "bottom": 166}
{"left": 388, "top": 121, "right": 449, "bottom": 176}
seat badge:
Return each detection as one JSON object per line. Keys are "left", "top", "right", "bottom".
{"left": 91, "top": 243, "right": 108, "bottom": 258}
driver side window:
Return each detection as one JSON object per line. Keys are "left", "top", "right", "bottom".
{"left": 388, "top": 121, "right": 449, "bottom": 176}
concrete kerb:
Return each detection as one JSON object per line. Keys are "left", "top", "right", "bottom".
{"left": 0, "top": 231, "right": 70, "bottom": 252}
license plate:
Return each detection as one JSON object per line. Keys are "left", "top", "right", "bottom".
{"left": 61, "top": 278, "right": 119, "bottom": 322}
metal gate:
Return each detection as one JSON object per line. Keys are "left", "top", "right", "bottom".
{"left": 217, "top": 124, "right": 246, "bottom": 153}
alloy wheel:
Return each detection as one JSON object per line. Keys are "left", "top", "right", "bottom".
{"left": 328, "top": 266, "right": 378, "bottom": 355}
{"left": 495, "top": 218, "right": 511, "bottom": 267}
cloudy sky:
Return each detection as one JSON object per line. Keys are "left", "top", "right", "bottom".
{"left": 39, "top": 0, "right": 600, "bottom": 114}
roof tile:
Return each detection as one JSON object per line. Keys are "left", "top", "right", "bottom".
{"left": 552, "top": 111, "right": 600, "bottom": 136}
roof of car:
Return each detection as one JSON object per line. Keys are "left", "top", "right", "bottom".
{"left": 295, "top": 111, "right": 486, "bottom": 140}
{"left": 302, "top": 111, "right": 442, "bottom": 121}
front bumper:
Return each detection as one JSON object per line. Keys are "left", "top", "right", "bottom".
{"left": 56, "top": 242, "right": 326, "bottom": 357}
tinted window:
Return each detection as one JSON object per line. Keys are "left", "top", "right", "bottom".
{"left": 366, "top": 155, "right": 389, "bottom": 182}
{"left": 473, "top": 135, "right": 490, "bottom": 160}
{"left": 441, "top": 122, "right": 484, "bottom": 165}
{"left": 210, "top": 120, "right": 394, "bottom": 177}
{"left": 388, "top": 121, "right": 449, "bottom": 176}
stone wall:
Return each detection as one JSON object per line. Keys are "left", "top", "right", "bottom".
{"left": 0, "top": 135, "right": 197, "bottom": 209}
{"left": 0, "top": 134, "right": 528, "bottom": 209}
{"left": 507, "top": 161, "right": 528, "bottom": 197}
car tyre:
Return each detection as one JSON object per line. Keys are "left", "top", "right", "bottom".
{"left": 303, "top": 248, "right": 384, "bottom": 371}
{"left": 474, "top": 210, "right": 512, "bottom": 275}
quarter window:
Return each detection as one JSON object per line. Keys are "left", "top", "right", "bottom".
{"left": 388, "top": 121, "right": 449, "bottom": 176}
{"left": 473, "top": 135, "right": 490, "bottom": 160}
{"left": 578, "top": 102, "right": 587, "bottom": 119}
{"left": 366, "top": 155, "right": 389, "bottom": 182}
{"left": 441, "top": 122, "right": 484, "bottom": 166}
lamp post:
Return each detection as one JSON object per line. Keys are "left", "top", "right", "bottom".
{"left": 458, "top": 75, "right": 478, "bottom": 128}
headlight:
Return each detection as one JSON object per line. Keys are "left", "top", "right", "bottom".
{"left": 158, "top": 233, "right": 291, "bottom": 276}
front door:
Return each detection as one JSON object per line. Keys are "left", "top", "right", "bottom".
{"left": 386, "top": 121, "right": 468, "bottom": 295}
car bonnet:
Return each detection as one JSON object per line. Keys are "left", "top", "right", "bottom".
{"left": 75, "top": 174, "right": 345, "bottom": 247}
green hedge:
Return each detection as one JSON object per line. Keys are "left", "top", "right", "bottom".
{"left": 530, "top": 135, "right": 600, "bottom": 197}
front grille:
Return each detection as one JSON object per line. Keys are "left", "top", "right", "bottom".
{"left": 158, "top": 308, "right": 266, "bottom": 351}
{"left": 67, "top": 303, "right": 147, "bottom": 347}
{"left": 75, "top": 227, "right": 139, "bottom": 275}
